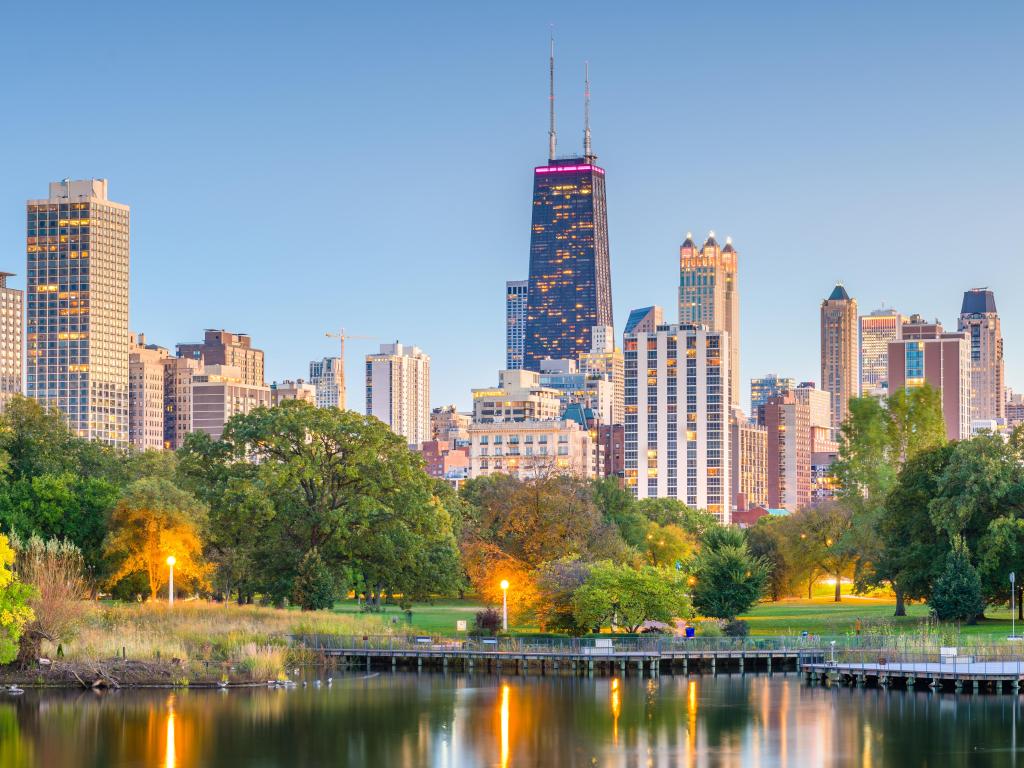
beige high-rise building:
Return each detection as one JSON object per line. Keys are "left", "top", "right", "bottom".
{"left": 958, "top": 289, "right": 1004, "bottom": 422}
{"left": 26, "top": 180, "right": 130, "bottom": 446}
{"left": 730, "top": 410, "right": 767, "bottom": 511}
{"left": 679, "top": 233, "right": 740, "bottom": 407}
{"left": 820, "top": 284, "right": 858, "bottom": 432}
{"left": 471, "top": 369, "right": 562, "bottom": 423}
{"left": 365, "top": 342, "right": 430, "bottom": 448}
{"left": 177, "top": 330, "right": 264, "bottom": 387}
{"left": 191, "top": 364, "right": 272, "bottom": 441}
{"left": 859, "top": 308, "right": 906, "bottom": 396}
{"left": 129, "top": 333, "right": 169, "bottom": 451}
{"left": 764, "top": 391, "right": 811, "bottom": 512}
{"left": 0, "top": 273, "right": 23, "bottom": 411}
{"left": 431, "top": 405, "right": 471, "bottom": 444}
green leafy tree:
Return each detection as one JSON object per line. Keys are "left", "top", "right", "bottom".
{"left": 745, "top": 518, "right": 788, "bottom": 601}
{"left": 887, "top": 385, "right": 947, "bottom": 463}
{"left": 533, "top": 557, "right": 593, "bottom": 635}
{"left": 0, "top": 534, "right": 33, "bottom": 664}
{"left": 977, "top": 516, "right": 1024, "bottom": 616}
{"left": 930, "top": 537, "right": 984, "bottom": 623}
{"left": 875, "top": 444, "right": 954, "bottom": 615}
{"left": 292, "top": 548, "right": 336, "bottom": 610}
{"left": 571, "top": 561, "right": 689, "bottom": 633}
{"left": 691, "top": 536, "right": 770, "bottom": 620}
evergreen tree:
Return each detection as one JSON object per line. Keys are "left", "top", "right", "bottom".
{"left": 930, "top": 537, "right": 984, "bottom": 623}
{"left": 292, "top": 548, "right": 335, "bottom": 611}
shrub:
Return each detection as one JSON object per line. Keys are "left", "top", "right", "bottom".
{"left": 474, "top": 607, "right": 502, "bottom": 635}
{"left": 722, "top": 619, "right": 749, "bottom": 637}
{"left": 930, "top": 539, "right": 983, "bottom": 623}
{"left": 694, "top": 620, "right": 724, "bottom": 638}
{"left": 291, "top": 549, "right": 335, "bottom": 611}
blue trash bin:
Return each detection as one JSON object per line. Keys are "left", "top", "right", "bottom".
{"left": 685, "top": 626, "right": 695, "bottom": 639}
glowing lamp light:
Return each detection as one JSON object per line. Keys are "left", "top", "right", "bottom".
{"left": 166, "top": 556, "right": 176, "bottom": 607}
{"left": 500, "top": 580, "right": 509, "bottom": 632}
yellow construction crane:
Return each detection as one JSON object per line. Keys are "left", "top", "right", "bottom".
{"left": 324, "top": 329, "right": 376, "bottom": 411}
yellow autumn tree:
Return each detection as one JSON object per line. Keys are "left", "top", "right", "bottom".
{"left": 104, "top": 478, "right": 210, "bottom": 600}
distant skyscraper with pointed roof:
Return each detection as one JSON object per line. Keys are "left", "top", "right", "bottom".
{"left": 524, "top": 41, "right": 612, "bottom": 370}
{"left": 820, "top": 283, "right": 858, "bottom": 431}
{"left": 623, "top": 306, "right": 664, "bottom": 336}
{"left": 958, "top": 288, "right": 1004, "bottom": 422}
{"left": 679, "top": 231, "right": 740, "bottom": 407}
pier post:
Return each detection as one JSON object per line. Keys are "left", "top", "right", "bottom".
{"left": 588, "top": 659, "right": 594, "bottom": 676}
{"left": 711, "top": 657, "right": 716, "bottom": 675}
{"left": 417, "top": 657, "right": 422, "bottom": 672}
{"left": 929, "top": 678, "right": 939, "bottom": 691}
{"left": 906, "top": 676, "right": 915, "bottom": 689}
{"left": 739, "top": 656, "right": 745, "bottom": 674}
{"left": 879, "top": 676, "right": 889, "bottom": 688}
{"left": 392, "top": 656, "right": 397, "bottom": 672}
{"left": 767, "top": 657, "right": 772, "bottom": 675}
{"left": 619, "top": 660, "right": 626, "bottom": 675}
{"left": 682, "top": 657, "right": 688, "bottom": 676}
{"left": 650, "top": 659, "right": 658, "bottom": 676}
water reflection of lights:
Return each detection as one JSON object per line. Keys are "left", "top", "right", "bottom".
{"left": 165, "top": 694, "right": 176, "bottom": 768}
{"left": 500, "top": 683, "right": 510, "bottom": 768}
{"left": 611, "top": 678, "right": 621, "bottom": 744}
{"left": 687, "top": 680, "right": 697, "bottom": 764}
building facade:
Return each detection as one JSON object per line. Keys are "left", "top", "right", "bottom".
{"left": 468, "top": 418, "right": 595, "bottom": 480}
{"left": 0, "top": 273, "right": 23, "bottom": 411}
{"left": 365, "top": 341, "right": 430, "bottom": 447}
{"left": 26, "top": 179, "right": 130, "bottom": 446}
{"left": 859, "top": 308, "right": 905, "bottom": 396}
{"left": 419, "top": 439, "right": 471, "bottom": 488}
{"left": 191, "top": 364, "right": 272, "bottom": 441}
{"left": 177, "top": 330, "right": 264, "bottom": 387}
{"left": 128, "top": 333, "right": 169, "bottom": 451}
{"left": 750, "top": 374, "right": 796, "bottom": 423}
{"left": 820, "top": 284, "right": 858, "bottom": 432}
{"left": 624, "top": 323, "right": 730, "bottom": 522}
{"left": 271, "top": 379, "right": 317, "bottom": 406}
{"left": 730, "top": 410, "right": 768, "bottom": 511}
{"left": 471, "top": 369, "right": 563, "bottom": 423}
{"left": 887, "top": 315, "right": 972, "bottom": 441}
{"left": 764, "top": 391, "right": 811, "bottom": 512}
{"left": 578, "top": 325, "right": 624, "bottom": 425}
{"left": 309, "top": 357, "right": 343, "bottom": 409}
{"left": 958, "top": 289, "right": 1004, "bottom": 422}
{"left": 679, "top": 233, "right": 740, "bottom": 407}
{"left": 524, "top": 155, "right": 613, "bottom": 370}
{"left": 505, "top": 279, "right": 528, "bottom": 370}
{"left": 624, "top": 306, "right": 664, "bottom": 336}
{"left": 430, "top": 405, "right": 471, "bottom": 444}
{"left": 162, "top": 356, "right": 202, "bottom": 449}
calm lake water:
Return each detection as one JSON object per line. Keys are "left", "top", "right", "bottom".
{"left": 2, "top": 672, "right": 1023, "bottom": 767}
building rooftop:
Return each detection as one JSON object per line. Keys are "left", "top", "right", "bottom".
{"left": 827, "top": 284, "right": 851, "bottom": 301}
{"left": 961, "top": 288, "right": 997, "bottom": 316}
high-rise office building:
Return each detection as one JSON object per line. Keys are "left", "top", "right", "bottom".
{"left": 129, "top": 333, "right": 169, "bottom": 451}
{"left": 365, "top": 342, "right": 430, "bottom": 448}
{"left": 162, "top": 355, "right": 202, "bottom": 450}
{"left": 820, "top": 284, "right": 858, "bottom": 432}
{"left": 624, "top": 324, "right": 730, "bottom": 522}
{"left": 524, "top": 44, "right": 612, "bottom": 370}
{"left": 623, "top": 306, "right": 663, "bottom": 336}
{"left": 750, "top": 374, "right": 796, "bottom": 424}
{"left": 887, "top": 315, "right": 972, "bottom": 441}
{"left": 26, "top": 179, "right": 130, "bottom": 446}
{"left": 506, "top": 280, "right": 528, "bottom": 370}
{"left": 958, "top": 289, "right": 1004, "bottom": 422}
{"left": 309, "top": 356, "right": 342, "bottom": 409}
{"left": 859, "top": 308, "right": 905, "bottom": 396}
{"left": 679, "top": 232, "right": 740, "bottom": 407}
{"left": 0, "top": 273, "right": 23, "bottom": 411}
{"left": 177, "top": 330, "right": 264, "bottom": 387}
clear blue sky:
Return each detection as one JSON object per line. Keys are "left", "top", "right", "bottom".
{"left": 1, "top": 1, "right": 1021, "bottom": 412}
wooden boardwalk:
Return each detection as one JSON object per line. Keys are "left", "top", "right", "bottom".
{"left": 804, "top": 660, "right": 1024, "bottom": 694}
{"left": 295, "top": 636, "right": 826, "bottom": 676}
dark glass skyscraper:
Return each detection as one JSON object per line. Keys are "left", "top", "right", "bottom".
{"left": 524, "top": 50, "right": 612, "bottom": 370}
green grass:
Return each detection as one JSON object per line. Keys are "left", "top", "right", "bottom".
{"left": 330, "top": 590, "right": 1024, "bottom": 640}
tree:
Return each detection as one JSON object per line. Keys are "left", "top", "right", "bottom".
{"left": 875, "top": 444, "right": 954, "bottom": 615}
{"left": 887, "top": 385, "right": 947, "bottom": 463}
{"left": 533, "top": 557, "right": 592, "bottom": 635}
{"left": 745, "top": 519, "right": 788, "bottom": 601}
{"left": 0, "top": 533, "right": 33, "bottom": 665}
{"left": 784, "top": 503, "right": 856, "bottom": 602}
{"left": 179, "top": 401, "right": 460, "bottom": 606}
{"left": 977, "top": 516, "right": 1024, "bottom": 617}
{"left": 571, "top": 562, "right": 689, "bottom": 633}
{"left": 292, "top": 548, "right": 336, "bottom": 610}
{"left": 642, "top": 522, "right": 695, "bottom": 568}
{"left": 12, "top": 535, "right": 87, "bottom": 665}
{"left": 930, "top": 537, "right": 984, "bottom": 623}
{"left": 691, "top": 536, "right": 770, "bottom": 620}
{"left": 104, "top": 478, "right": 208, "bottom": 600}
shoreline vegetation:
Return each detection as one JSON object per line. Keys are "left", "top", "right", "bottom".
{"left": 3, "top": 591, "right": 1023, "bottom": 689}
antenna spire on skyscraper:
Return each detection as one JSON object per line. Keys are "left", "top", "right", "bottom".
{"left": 548, "top": 33, "right": 557, "bottom": 161}
{"left": 583, "top": 61, "right": 592, "bottom": 158}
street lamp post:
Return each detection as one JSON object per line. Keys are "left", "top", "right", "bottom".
{"left": 167, "top": 556, "right": 176, "bottom": 607}
{"left": 500, "top": 579, "right": 509, "bottom": 632}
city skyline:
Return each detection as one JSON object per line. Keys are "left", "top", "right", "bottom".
{"left": 1, "top": 3, "right": 1022, "bottom": 412}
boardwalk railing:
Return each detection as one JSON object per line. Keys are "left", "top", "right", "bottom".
{"left": 292, "top": 634, "right": 828, "bottom": 655}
